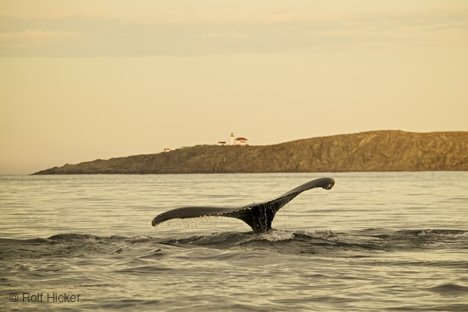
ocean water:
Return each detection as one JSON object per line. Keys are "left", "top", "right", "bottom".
{"left": 0, "top": 172, "right": 467, "bottom": 311}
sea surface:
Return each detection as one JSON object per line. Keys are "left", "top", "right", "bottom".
{"left": 0, "top": 172, "right": 467, "bottom": 311}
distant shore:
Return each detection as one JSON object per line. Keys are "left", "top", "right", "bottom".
{"left": 33, "top": 130, "right": 468, "bottom": 174}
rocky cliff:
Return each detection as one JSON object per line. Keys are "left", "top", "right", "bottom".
{"left": 34, "top": 131, "right": 468, "bottom": 174}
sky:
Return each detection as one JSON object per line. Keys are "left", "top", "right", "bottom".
{"left": 1, "top": 0, "right": 467, "bottom": 174}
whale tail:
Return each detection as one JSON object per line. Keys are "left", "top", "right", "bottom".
{"left": 152, "top": 177, "right": 335, "bottom": 233}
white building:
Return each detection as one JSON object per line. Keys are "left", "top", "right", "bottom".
{"left": 235, "top": 137, "right": 248, "bottom": 146}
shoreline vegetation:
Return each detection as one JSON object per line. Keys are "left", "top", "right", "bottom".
{"left": 33, "top": 130, "right": 468, "bottom": 175}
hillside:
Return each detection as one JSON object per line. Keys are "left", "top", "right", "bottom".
{"left": 34, "top": 130, "right": 468, "bottom": 174}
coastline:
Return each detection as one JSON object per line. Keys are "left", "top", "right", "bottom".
{"left": 33, "top": 130, "right": 468, "bottom": 175}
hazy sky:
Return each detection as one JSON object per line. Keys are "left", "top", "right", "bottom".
{"left": 1, "top": 0, "right": 467, "bottom": 174}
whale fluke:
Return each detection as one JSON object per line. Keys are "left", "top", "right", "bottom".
{"left": 151, "top": 177, "right": 335, "bottom": 233}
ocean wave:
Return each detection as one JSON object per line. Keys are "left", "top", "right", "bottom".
{"left": 0, "top": 228, "right": 466, "bottom": 260}
{"left": 428, "top": 283, "right": 468, "bottom": 295}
